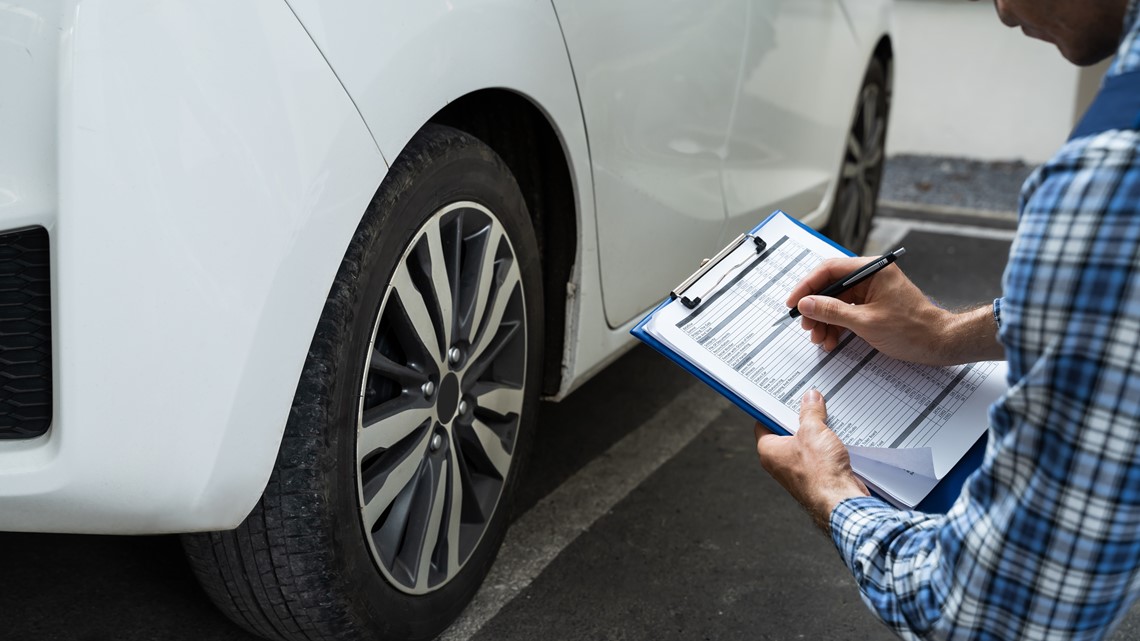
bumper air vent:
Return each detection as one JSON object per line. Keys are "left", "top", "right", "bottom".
{"left": 0, "top": 227, "right": 52, "bottom": 439}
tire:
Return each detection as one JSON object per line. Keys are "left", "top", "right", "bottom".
{"left": 182, "top": 124, "right": 544, "bottom": 641}
{"left": 824, "top": 56, "right": 890, "bottom": 253}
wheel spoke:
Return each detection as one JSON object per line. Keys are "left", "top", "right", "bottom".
{"left": 362, "top": 429, "right": 431, "bottom": 530}
{"left": 470, "top": 257, "right": 520, "bottom": 365}
{"left": 414, "top": 463, "right": 449, "bottom": 592}
{"left": 864, "top": 122, "right": 885, "bottom": 168}
{"left": 468, "top": 224, "right": 504, "bottom": 345}
{"left": 390, "top": 267, "right": 443, "bottom": 362}
{"left": 840, "top": 184, "right": 860, "bottom": 242}
{"left": 360, "top": 402, "right": 434, "bottom": 461}
{"left": 862, "top": 88, "right": 878, "bottom": 139}
{"left": 864, "top": 142, "right": 883, "bottom": 170}
{"left": 474, "top": 383, "right": 524, "bottom": 416}
{"left": 471, "top": 418, "right": 512, "bottom": 479}
{"left": 861, "top": 179, "right": 876, "bottom": 222}
{"left": 842, "top": 160, "right": 860, "bottom": 180}
{"left": 370, "top": 349, "right": 430, "bottom": 386}
{"left": 464, "top": 321, "right": 522, "bottom": 389}
{"left": 445, "top": 444, "right": 463, "bottom": 576}
{"left": 424, "top": 222, "right": 455, "bottom": 350}
{"left": 846, "top": 133, "right": 862, "bottom": 162}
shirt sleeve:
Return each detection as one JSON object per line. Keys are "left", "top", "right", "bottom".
{"left": 827, "top": 132, "right": 1140, "bottom": 640}
{"left": 830, "top": 497, "right": 948, "bottom": 640}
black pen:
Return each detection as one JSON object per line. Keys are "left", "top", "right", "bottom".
{"left": 788, "top": 247, "right": 906, "bottom": 319}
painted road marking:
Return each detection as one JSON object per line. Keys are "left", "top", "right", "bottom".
{"left": 440, "top": 383, "right": 734, "bottom": 641}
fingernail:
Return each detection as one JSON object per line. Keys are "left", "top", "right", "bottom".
{"left": 803, "top": 389, "right": 822, "bottom": 404}
{"left": 799, "top": 297, "right": 816, "bottom": 316}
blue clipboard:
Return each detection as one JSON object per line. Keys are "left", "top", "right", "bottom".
{"left": 630, "top": 211, "right": 984, "bottom": 514}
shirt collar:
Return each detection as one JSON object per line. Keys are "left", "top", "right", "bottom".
{"left": 1108, "top": 0, "right": 1140, "bottom": 76}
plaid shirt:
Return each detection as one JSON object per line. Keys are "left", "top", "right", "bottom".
{"left": 829, "top": 5, "right": 1140, "bottom": 640}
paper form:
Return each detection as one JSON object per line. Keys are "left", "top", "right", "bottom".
{"left": 644, "top": 212, "right": 1008, "bottom": 508}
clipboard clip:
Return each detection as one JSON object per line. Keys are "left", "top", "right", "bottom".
{"left": 671, "top": 234, "right": 767, "bottom": 309}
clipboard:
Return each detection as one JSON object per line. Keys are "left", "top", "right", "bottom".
{"left": 631, "top": 210, "right": 986, "bottom": 514}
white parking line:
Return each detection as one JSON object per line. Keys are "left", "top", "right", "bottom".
{"left": 440, "top": 383, "right": 734, "bottom": 641}
{"left": 878, "top": 199, "right": 1018, "bottom": 223}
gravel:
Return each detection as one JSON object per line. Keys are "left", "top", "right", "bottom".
{"left": 881, "top": 154, "right": 1038, "bottom": 213}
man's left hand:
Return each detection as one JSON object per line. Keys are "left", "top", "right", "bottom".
{"left": 754, "top": 389, "right": 869, "bottom": 534}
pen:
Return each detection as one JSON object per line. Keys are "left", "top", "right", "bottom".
{"left": 788, "top": 247, "right": 906, "bottom": 319}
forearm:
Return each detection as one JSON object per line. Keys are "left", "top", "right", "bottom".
{"left": 933, "top": 304, "right": 1004, "bottom": 365}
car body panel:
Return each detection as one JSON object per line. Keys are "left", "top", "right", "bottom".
{"left": 552, "top": 0, "right": 890, "bottom": 326}
{"left": 550, "top": 0, "right": 742, "bottom": 327}
{"left": 0, "top": 0, "right": 385, "bottom": 532}
{"left": 721, "top": 0, "right": 862, "bottom": 233}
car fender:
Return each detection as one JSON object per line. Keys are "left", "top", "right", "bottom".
{"left": 286, "top": 0, "right": 608, "bottom": 398}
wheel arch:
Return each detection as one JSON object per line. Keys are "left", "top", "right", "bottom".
{"left": 873, "top": 35, "right": 895, "bottom": 105}
{"left": 430, "top": 90, "right": 577, "bottom": 397}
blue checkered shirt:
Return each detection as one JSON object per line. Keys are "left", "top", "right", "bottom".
{"left": 829, "top": 6, "right": 1140, "bottom": 640}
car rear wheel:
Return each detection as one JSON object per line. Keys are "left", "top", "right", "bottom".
{"left": 825, "top": 56, "right": 890, "bottom": 253}
{"left": 182, "top": 124, "right": 543, "bottom": 641}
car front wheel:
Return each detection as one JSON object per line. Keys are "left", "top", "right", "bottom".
{"left": 183, "top": 123, "right": 543, "bottom": 641}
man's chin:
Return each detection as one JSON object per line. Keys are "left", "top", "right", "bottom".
{"left": 1053, "top": 37, "right": 1117, "bottom": 66}
{"left": 1059, "top": 44, "right": 1117, "bottom": 67}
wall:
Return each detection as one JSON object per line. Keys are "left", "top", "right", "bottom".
{"left": 886, "top": 0, "right": 1103, "bottom": 163}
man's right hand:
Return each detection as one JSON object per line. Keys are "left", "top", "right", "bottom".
{"left": 785, "top": 257, "right": 1004, "bottom": 366}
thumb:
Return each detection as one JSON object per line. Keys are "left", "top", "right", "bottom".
{"left": 798, "top": 295, "right": 865, "bottom": 333}
{"left": 798, "top": 389, "right": 828, "bottom": 433}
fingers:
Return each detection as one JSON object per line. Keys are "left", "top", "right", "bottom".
{"left": 811, "top": 320, "right": 827, "bottom": 346}
{"left": 798, "top": 295, "right": 869, "bottom": 334}
{"left": 754, "top": 421, "right": 784, "bottom": 450}
{"left": 784, "top": 257, "right": 877, "bottom": 308}
{"left": 754, "top": 422, "right": 773, "bottom": 440}
{"left": 754, "top": 422, "right": 784, "bottom": 468}
{"left": 823, "top": 324, "right": 845, "bottom": 351}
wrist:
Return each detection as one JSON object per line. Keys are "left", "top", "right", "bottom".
{"left": 808, "top": 478, "right": 869, "bottom": 534}
{"left": 939, "top": 305, "right": 1003, "bottom": 364}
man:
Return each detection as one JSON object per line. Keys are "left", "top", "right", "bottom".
{"left": 754, "top": 0, "right": 1140, "bottom": 639}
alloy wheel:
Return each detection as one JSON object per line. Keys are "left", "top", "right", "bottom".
{"left": 357, "top": 201, "right": 527, "bottom": 595}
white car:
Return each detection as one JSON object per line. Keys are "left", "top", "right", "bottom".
{"left": 3, "top": 1, "right": 892, "bottom": 639}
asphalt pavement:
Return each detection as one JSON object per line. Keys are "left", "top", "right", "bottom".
{"left": 6, "top": 161, "right": 1140, "bottom": 641}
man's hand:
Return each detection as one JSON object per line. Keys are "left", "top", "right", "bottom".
{"left": 785, "top": 257, "right": 1004, "bottom": 366}
{"left": 755, "top": 390, "right": 868, "bottom": 534}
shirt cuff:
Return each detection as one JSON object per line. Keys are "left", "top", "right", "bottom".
{"left": 830, "top": 495, "right": 899, "bottom": 577}
{"left": 992, "top": 297, "right": 1003, "bottom": 330}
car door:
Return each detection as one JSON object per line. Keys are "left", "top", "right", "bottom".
{"left": 720, "top": 0, "right": 862, "bottom": 230}
{"left": 551, "top": 0, "right": 747, "bottom": 327}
